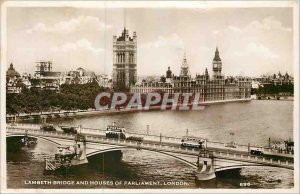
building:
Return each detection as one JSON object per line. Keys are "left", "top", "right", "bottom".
{"left": 173, "top": 53, "right": 192, "bottom": 93}
{"left": 131, "top": 80, "right": 173, "bottom": 94}
{"left": 6, "top": 63, "right": 23, "bottom": 94}
{"left": 6, "top": 62, "right": 21, "bottom": 81}
{"left": 112, "top": 28, "right": 137, "bottom": 89}
{"left": 71, "top": 67, "right": 97, "bottom": 84}
{"left": 30, "top": 60, "right": 61, "bottom": 91}
{"left": 21, "top": 73, "right": 32, "bottom": 89}
{"left": 253, "top": 72, "right": 294, "bottom": 87}
{"left": 131, "top": 47, "right": 252, "bottom": 102}
{"left": 96, "top": 74, "right": 112, "bottom": 88}
{"left": 29, "top": 61, "right": 100, "bottom": 91}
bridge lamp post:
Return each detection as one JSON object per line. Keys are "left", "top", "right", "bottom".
{"left": 248, "top": 143, "right": 250, "bottom": 153}
{"left": 229, "top": 132, "right": 235, "bottom": 146}
{"left": 147, "top": 125, "right": 149, "bottom": 135}
{"left": 186, "top": 128, "right": 189, "bottom": 137}
{"left": 78, "top": 125, "right": 82, "bottom": 134}
{"left": 160, "top": 133, "right": 162, "bottom": 145}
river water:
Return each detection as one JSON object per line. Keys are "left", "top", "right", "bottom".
{"left": 7, "top": 100, "right": 294, "bottom": 189}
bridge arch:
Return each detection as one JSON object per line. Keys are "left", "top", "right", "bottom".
{"left": 6, "top": 134, "right": 61, "bottom": 146}
{"left": 87, "top": 146, "right": 198, "bottom": 169}
{"left": 215, "top": 163, "right": 292, "bottom": 172}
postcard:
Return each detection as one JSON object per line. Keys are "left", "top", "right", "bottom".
{"left": 1, "top": 0, "right": 299, "bottom": 193}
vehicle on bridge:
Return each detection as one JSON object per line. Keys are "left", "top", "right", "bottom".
{"left": 250, "top": 148, "right": 264, "bottom": 155}
{"left": 284, "top": 140, "right": 294, "bottom": 153}
{"left": 106, "top": 122, "right": 126, "bottom": 139}
{"left": 127, "top": 136, "right": 144, "bottom": 142}
{"left": 181, "top": 136, "right": 205, "bottom": 149}
{"left": 40, "top": 124, "right": 56, "bottom": 131}
{"left": 61, "top": 126, "right": 77, "bottom": 134}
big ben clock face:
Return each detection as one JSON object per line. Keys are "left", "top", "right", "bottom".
{"left": 213, "top": 63, "right": 218, "bottom": 68}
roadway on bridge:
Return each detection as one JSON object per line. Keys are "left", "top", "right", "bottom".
{"left": 6, "top": 124, "right": 294, "bottom": 163}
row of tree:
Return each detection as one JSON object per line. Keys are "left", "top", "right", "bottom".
{"left": 6, "top": 82, "right": 109, "bottom": 114}
{"left": 251, "top": 83, "right": 294, "bottom": 95}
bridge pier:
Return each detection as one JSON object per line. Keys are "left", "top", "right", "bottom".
{"left": 71, "top": 135, "right": 88, "bottom": 166}
{"left": 195, "top": 153, "right": 216, "bottom": 181}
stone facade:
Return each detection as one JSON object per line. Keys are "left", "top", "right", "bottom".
{"left": 131, "top": 48, "right": 252, "bottom": 102}
{"left": 112, "top": 28, "right": 137, "bottom": 89}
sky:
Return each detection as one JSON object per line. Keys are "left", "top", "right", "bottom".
{"left": 6, "top": 6, "right": 294, "bottom": 77}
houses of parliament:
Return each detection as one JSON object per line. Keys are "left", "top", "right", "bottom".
{"left": 113, "top": 28, "right": 251, "bottom": 101}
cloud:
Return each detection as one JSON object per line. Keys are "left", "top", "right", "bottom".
{"left": 227, "top": 26, "right": 242, "bottom": 34}
{"left": 141, "top": 33, "right": 185, "bottom": 50}
{"left": 223, "top": 16, "right": 292, "bottom": 35}
{"left": 26, "top": 15, "right": 111, "bottom": 34}
{"left": 50, "top": 39, "right": 103, "bottom": 54}
{"left": 247, "top": 42, "right": 279, "bottom": 59}
{"left": 136, "top": 33, "right": 186, "bottom": 75}
{"left": 248, "top": 16, "right": 292, "bottom": 32}
{"left": 229, "top": 42, "right": 279, "bottom": 59}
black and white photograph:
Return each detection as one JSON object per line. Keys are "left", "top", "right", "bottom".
{"left": 1, "top": 0, "right": 299, "bottom": 193}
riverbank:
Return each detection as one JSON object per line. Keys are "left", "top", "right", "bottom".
{"left": 6, "top": 98, "right": 252, "bottom": 122}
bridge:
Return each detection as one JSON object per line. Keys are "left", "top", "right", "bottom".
{"left": 6, "top": 124, "right": 294, "bottom": 181}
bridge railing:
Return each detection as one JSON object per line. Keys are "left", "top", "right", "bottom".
{"left": 212, "top": 151, "right": 293, "bottom": 168}
{"left": 80, "top": 126, "right": 295, "bottom": 156}
{"left": 7, "top": 128, "right": 293, "bottom": 169}
{"left": 6, "top": 124, "right": 294, "bottom": 157}
{"left": 6, "top": 123, "right": 40, "bottom": 129}
{"left": 83, "top": 135, "right": 293, "bottom": 168}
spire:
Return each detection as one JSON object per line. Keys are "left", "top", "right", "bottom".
{"left": 205, "top": 68, "right": 209, "bottom": 79}
{"left": 213, "top": 46, "right": 221, "bottom": 61}
{"left": 285, "top": 71, "right": 289, "bottom": 77}
{"left": 123, "top": 8, "right": 126, "bottom": 30}
{"left": 180, "top": 51, "right": 190, "bottom": 76}
{"left": 182, "top": 51, "right": 188, "bottom": 67}
{"left": 122, "top": 27, "right": 127, "bottom": 36}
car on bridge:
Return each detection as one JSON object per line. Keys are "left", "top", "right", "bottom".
{"left": 250, "top": 148, "right": 264, "bottom": 155}
{"left": 60, "top": 126, "right": 77, "bottom": 134}
{"left": 127, "top": 136, "right": 144, "bottom": 142}
{"left": 106, "top": 122, "right": 126, "bottom": 139}
{"left": 181, "top": 136, "right": 205, "bottom": 149}
{"left": 40, "top": 124, "right": 56, "bottom": 131}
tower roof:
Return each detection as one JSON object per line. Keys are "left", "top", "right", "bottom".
{"left": 182, "top": 52, "right": 188, "bottom": 68}
{"left": 180, "top": 52, "right": 190, "bottom": 76}
{"left": 6, "top": 63, "right": 20, "bottom": 78}
{"left": 166, "top": 66, "right": 172, "bottom": 78}
{"left": 117, "top": 27, "right": 134, "bottom": 41}
{"left": 205, "top": 68, "right": 209, "bottom": 76}
{"left": 213, "top": 47, "right": 221, "bottom": 61}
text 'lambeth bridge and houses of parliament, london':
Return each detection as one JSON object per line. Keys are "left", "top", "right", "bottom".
{"left": 6, "top": 28, "right": 293, "bottom": 182}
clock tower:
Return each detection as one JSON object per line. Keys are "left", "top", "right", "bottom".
{"left": 212, "top": 47, "right": 222, "bottom": 78}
